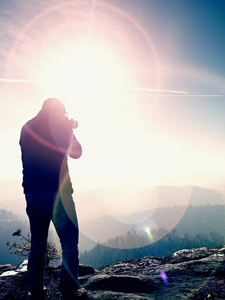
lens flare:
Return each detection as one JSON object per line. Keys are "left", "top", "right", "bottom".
{"left": 160, "top": 270, "right": 169, "bottom": 287}
{"left": 6, "top": 0, "right": 161, "bottom": 103}
{"left": 144, "top": 226, "right": 154, "bottom": 242}
{"left": 52, "top": 190, "right": 79, "bottom": 287}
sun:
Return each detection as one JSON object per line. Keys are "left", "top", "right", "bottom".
{"left": 38, "top": 22, "right": 128, "bottom": 111}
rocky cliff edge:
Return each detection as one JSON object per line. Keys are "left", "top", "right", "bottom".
{"left": 0, "top": 246, "right": 225, "bottom": 299}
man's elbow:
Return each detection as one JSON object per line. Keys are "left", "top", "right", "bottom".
{"left": 69, "top": 145, "right": 82, "bottom": 159}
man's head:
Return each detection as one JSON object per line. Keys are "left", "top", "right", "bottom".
{"left": 42, "top": 98, "right": 66, "bottom": 113}
{"left": 41, "top": 98, "right": 66, "bottom": 121}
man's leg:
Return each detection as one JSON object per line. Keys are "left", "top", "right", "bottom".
{"left": 53, "top": 193, "right": 79, "bottom": 299}
{"left": 26, "top": 192, "right": 51, "bottom": 296}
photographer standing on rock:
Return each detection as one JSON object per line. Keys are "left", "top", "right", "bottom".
{"left": 20, "top": 98, "right": 84, "bottom": 299}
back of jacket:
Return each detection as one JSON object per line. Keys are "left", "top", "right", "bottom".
{"left": 20, "top": 111, "right": 74, "bottom": 194}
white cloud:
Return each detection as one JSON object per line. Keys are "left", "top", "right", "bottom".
{"left": 129, "top": 86, "right": 222, "bottom": 97}
{"left": 131, "top": 87, "right": 188, "bottom": 94}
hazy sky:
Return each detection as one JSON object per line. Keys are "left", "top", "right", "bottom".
{"left": 1, "top": 0, "right": 225, "bottom": 204}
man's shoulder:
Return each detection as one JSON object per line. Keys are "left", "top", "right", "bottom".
{"left": 20, "top": 115, "right": 42, "bottom": 145}
{"left": 21, "top": 113, "right": 47, "bottom": 133}
{"left": 22, "top": 115, "right": 38, "bottom": 129}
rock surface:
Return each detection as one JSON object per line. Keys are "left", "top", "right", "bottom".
{"left": 0, "top": 246, "right": 225, "bottom": 299}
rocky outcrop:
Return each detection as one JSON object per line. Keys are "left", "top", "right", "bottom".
{"left": 0, "top": 246, "right": 225, "bottom": 299}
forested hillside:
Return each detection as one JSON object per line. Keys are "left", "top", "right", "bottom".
{"left": 80, "top": 205, "right": 225, "bottom": 268}
{"left": 176, "top": 204, "right": 225, "bottom": 235}
{"left": 80, "top": 204, "right": 225, "bottom": 248}
{"left": 2, "top": 205, "right": 225, "bottom": 268}
{"left": 0, "top": 209, "right": 96, "bottom": 266}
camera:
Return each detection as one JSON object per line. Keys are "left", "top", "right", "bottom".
{"left": 68, "top": 118, "right": 78, "bottom": 129}
{"left": 65, "top": 117, "right": 78, "bottom": 129}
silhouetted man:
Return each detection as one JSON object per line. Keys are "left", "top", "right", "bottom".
{"left": 20, "top": 98, "right": 83, "bottom": 299}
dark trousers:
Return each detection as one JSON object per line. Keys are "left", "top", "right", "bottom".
{"left": 25, "top": 191, "right": 79, "bottom": 298}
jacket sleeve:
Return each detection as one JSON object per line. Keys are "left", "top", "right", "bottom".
{"left": 53, "top": 122, "right": 82, "bottom": 158}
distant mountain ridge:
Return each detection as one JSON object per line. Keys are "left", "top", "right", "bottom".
{"left": 80, "top": 204, "right": 225, "bottom": 268}
{"left": 1, "top": 185, "right": 224, "bottom": 266}
{"left": 1, "top": 185, "right": 224, "bottom": 223}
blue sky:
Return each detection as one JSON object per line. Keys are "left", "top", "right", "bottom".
{"left": 141, "top": 0, "right": 225, "bottom": 75}
{"left": 1, "top": 0, "right": 225, "bottom": 204}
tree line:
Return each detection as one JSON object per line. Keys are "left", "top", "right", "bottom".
{"left": 80, "top": 228, "right": 224, "bottom": 269}
{"left": 80, "top": 205, "right": 225, "bottom": 268}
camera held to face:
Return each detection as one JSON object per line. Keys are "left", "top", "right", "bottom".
{"left": 64, "top": 116, "right": 78, "bottom": 129}
{"left": 68, "top": 118, "right": 78, "bottom": 129}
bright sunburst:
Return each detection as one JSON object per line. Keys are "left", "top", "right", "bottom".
{"left": 39, "top": 21, "right": 130, "bottom": 111}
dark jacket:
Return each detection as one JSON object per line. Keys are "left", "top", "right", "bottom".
{"left": 20, "top": 111, "right": 75, "bottom": 194}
